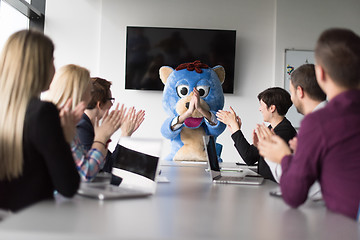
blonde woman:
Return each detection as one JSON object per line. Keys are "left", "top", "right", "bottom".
{"left": 43, "top": 64, "right": 125, "bottom": 181}
{"left": 0, "top": 30, "right": 80, "bottom": 212}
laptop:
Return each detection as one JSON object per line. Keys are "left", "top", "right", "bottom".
{"left": 77, "top": 137, "right": 163, "bottom": 199}
{"left": 77, "top": 180, "right": 152, "bottom": 200}
{"left": 203, "top": 135, "right": 264, "bottom": 185}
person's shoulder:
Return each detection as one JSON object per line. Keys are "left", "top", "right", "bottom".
{"left": 28, "top": 98, "right": 57, "bottom": 111}
{"left": 276, "top": 118, "right": 296, "bottom": 130}
{"left": 303, "top": 106, "right": 327, "bottom": 124}
{"left": 77, "top": 113, "right": 92, "bottom": 128}
{"left": 299, "top": 108, "right": 328, "bottom": 133}
{"left": 274, "top": 118, "right": 297, "bottom": 139}
{"left": 26, "top": 99, "right": 59, "bottom": 121}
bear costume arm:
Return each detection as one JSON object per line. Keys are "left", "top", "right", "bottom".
{"left": 161, "top": 117, "right": 182, "bottom": 139}
{"left": 204, "top": 111, "right": 226, "bottom": 136}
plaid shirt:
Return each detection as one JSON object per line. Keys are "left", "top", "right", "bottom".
{"left": 71, "top": 135, "right": 105, "bottom": 182}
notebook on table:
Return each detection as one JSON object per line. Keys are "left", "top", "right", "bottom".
{"left": 203, "top": 135, "right": 264, "bottom": 185}
{"left": 77, "top": 137, "right": 163, "bottom": 199}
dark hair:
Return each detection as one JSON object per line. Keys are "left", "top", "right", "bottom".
{"left": 290, "top": 64, "right": 326, "bottom": 102}
{"left": 257, "top": 87, "right": 292, "bottom": 116}
{"left": 315, "top": 28, "right": 360, "bottom": 88}
{"left": 87, "top": 77, "right": 112, "bottom": 109}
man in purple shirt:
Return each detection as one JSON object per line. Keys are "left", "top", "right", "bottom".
{"left": 257, "top": 28, "right": 360, "bottom": 220}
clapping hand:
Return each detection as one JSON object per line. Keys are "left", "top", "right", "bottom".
{"left": 121, "top": 107, "right": 145, "bottom": 137}
{"left": 255, "top": 123, "right": 275, "bottom": 141}
{"left": 94, "top": 103, "right": 126, "bottom": 143}
{"left": 252, "top": 129, "right": 259, "bottom": 148}
{"left": 289, "top": 137, "right": 298, "bottom": 153}
{"left": 256, "top": 124, "right": 291, "bottom": 164}
{"left": 178, "top": 88, "right": 212, "bottom": 124}
{"left": 216, "top": 106, "right": 241, "bottom": 134}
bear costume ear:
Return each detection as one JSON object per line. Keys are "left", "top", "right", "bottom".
{"left": 159, "top": 66, "right": 174, "bottom": 84}
{"left": 213, "top": 66, "right": 225, "bottom": 85}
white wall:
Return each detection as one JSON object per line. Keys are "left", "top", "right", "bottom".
{"left": 274, "top": 0, "right": 360, "bottom": 86}
{"left": 45, "top": 0, "right": 102, "bottom": 74}
{"left": 44, "top": 0, "right": 360, "bottom": 162}
{"left": 45, "top": 0, "right": 275, "bottom": 161}
{"left": 273, "top": 0, "right": 360, "bottom": 128}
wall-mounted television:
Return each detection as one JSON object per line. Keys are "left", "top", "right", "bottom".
{"left": 125, "top": 26, "right": 236, "bottom": 93}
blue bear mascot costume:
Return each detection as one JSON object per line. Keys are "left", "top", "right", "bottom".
{"left": 159, "top": 60, "right": 226, "bottom": 161}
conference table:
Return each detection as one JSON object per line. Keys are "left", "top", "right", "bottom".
{"left": 0, "top": 161, "right": 359, "bottom": 240}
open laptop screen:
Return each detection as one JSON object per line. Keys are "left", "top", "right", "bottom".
{"left": 204, "top": 135, "right": 221, "bottom": 171}
{"left": 112, "top": 144, "right": 158, "bottom": 181}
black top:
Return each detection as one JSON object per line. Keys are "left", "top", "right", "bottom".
{"left": 0, "top": 99, "right": 80, "bottom": 212}
{"left": 76, "top": 113, "right": 118, "bottom": 172}
{"left": 76, "top": 114, "right": 95, "bottom": 150}
{"left": 231, "top": 117, "right": 297, "bottom": 181}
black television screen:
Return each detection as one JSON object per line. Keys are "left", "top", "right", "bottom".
{"left": 125, "top": 26, "right": 236, "bottom": 93}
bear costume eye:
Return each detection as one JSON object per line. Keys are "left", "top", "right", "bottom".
{"left": 176, "top": 85, "right": 189, "bottom": 98}
{"left": 196, "top": 86, "right": 210, "bottom": 98}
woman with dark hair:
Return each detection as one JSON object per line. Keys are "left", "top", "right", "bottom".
{"left": 216, "top": 87, "right": 296, "bottom": 181}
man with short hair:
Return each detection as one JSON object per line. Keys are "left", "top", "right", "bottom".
{"left": 266, "top": 64, "right": 327, "bottom": 200}
{"left": 258, "top": 28, "right": 360, "bottom": 220}
{"left": 287, "top": 63, "right": 327, "bottom": 153}
{"left": 289, "top": 64, "right": 326, "bottom": 116}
